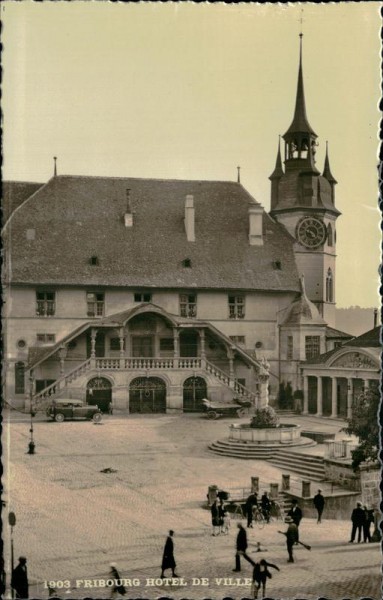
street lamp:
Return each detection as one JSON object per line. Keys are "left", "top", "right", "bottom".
{"left": 27, "top": 375, "right": 36, "bottom": 455}
{"left": 8, "top": 512, "right": 16, "bottom": 599}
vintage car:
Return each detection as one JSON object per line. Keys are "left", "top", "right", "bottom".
{"left": 46, "top": 399, "right": 102, "bottom": 422}
{"left": 202, "top": 397, "right": 252, "bottom": 419}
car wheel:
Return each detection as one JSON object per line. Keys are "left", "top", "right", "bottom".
{"left": 92, "top": 412, "right": 102, "bottom": 423}
{"left": 55, "top": 413, "right": 65, "bottom": 422}
{"left": 206, "top": 411, "right": 218, "bottom": 420}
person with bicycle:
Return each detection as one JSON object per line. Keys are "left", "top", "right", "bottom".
{"left": 245, "top": 491, "right": 258, "bottom": 528}
{"left": 261, "top": 491, "right": 271, "bottom": 524}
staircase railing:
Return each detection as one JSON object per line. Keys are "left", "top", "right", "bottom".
{"left": 33, "top": 358, "right": 92, "bottom": 404}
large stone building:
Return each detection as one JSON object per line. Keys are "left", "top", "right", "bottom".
{"left": 4, "top": 38, "right": 365, "bottom": 415}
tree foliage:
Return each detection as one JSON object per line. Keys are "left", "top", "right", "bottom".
{"left": 342, "top": 388, "right": 380, "bottom": 470}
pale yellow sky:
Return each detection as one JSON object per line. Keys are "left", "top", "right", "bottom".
{"left": 2, "top": 1, "right": 381, "bottom": 308}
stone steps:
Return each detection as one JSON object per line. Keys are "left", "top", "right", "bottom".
{"left": 208, "top": 437, "right": 316, "bottom": 460}
{"left": 268, "top": 450, "right": 326, "bottom": 481}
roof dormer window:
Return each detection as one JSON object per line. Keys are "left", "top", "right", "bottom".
{"left": 182, "top": 258, "right": 192, "bottom": 268}
{"left": 90, "top": 256, "right": 99, "bottom": 266}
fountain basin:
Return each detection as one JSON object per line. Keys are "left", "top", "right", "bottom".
{"left": 229, "top": 423, "right": 301, "bottom": 444}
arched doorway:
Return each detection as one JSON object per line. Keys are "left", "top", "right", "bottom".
{"left": 86, "top": 377, "right": 112, "bottom": 412}
{"left": 183, "top": 376, "right": 207, "bottom": 412}
{"left": 129, "top": 377, "right": 166, "bottom": 413}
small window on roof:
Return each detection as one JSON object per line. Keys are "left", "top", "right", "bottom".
{"left": 272, "top": 260, "right": 282, "bottom": 270}
{"left": 182, "top": 258, "right": 192, "bottom": 268}
{"left": 90, "top": 256, "right": 99, "bottom": 266}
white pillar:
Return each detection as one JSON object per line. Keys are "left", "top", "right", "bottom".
{"left": 316, "top": 377, "right": 323, "bottom": 417}
{"left": 347, "top": 379, "right": 353, "bottom": 419}
{"left": 331, "top": 377, "right": 337, "bottom": 418}
{"left": 303, "top": 376, "right": 309, "bottom": 414}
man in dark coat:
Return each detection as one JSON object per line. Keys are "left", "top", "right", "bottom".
{"left": 349, "top": 502, "right": 365, "bottom": 543}
{"left": 11, "top": 556, "right": 29, "bottom": 599}
{"left": 161, "top": 530, "right": 178, "bottom": 578}
{"left": 313, "top": 489, "right": 325, "bottom": 524}
{"left": 250, "top": 559, "right": 280, "bottom": 599}
{"left": 245, "top": 492, "right": 258, "bottom": 528}
{"left": 282, "top": 517, "right": 299, "bottom": 563}
{"left": 287, "top": 499, "right": 303, "bottom": 540}
{"left": 233, "top": 523, "right": 254, "bottom": 572}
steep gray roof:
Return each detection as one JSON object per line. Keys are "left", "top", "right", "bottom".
{"left": 4, "top": 175, "right": 300, "bottom": 292}
{"left": 2, "top": 181, "right": 44, "bottom": 224}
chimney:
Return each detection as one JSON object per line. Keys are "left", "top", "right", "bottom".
{"left": 124, "top": 189, "right": 133, "bottom": 227}
{"left": 373, "top": 308, "right": 378, "bottom": 328}
{"left": 248, "top": 203, "right": 263, "bottom": 246}
{"left": 184, "top": 195, "right": 195, "bottom": 242}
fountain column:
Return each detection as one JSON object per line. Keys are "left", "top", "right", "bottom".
{"left": 258, "top": 357, "right": 270, "bottom": 408}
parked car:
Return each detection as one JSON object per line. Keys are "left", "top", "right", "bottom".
{"left": 46, "top": 400, "right": 102, "bottom": 423}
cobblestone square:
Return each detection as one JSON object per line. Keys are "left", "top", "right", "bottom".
{"left": 3, "top": 412, "right": 381, "bottom": 599}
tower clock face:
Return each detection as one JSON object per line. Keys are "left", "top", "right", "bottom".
{"left": 296, "top": 217, "right": 327, "bottom": 249}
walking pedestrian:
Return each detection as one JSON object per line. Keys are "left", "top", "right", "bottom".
{"left": 362, "top": 506, "right": 374, "bottom": 543}
{"left": 260, "top": 491, "right": 271, "bottom": 524}
{"left": 250, "top": 559, "right": 280, "bottom": 599}
{"left": 281, "top": 517, "right": 299, "bottom": 563}
{"left": 245, "top": 491, "right": 258, "bottom": 528}
{"left": 11, "top": 556, "right": 29, "bottom": 599}
{"left": 109, "top": 564, "right": 126, "bottom": 598}
{"left": 219, "top": 500, "right": 228, "bottom": 535}
{"left": 349, "top": 501, "right": 365, "bottom": 543}
{"left": 313, "top": 489, "right": 325, "bottom": 524}
{"left": 211, "top": 499, "right": 220, "bottom": 536}
{"left": 161, "top": 530, "right": 179, "bottom": 578}
{"left": 233, "top": 523, "right": 254, "bottom": 572}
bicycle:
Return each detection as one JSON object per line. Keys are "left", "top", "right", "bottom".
{"left": 232, "top": 503, "right": 246, "bottom": 520}
{"left": 252, "top": 506, "right": 266, "bottom": 529}
{"left": 269, "top": 500, "right": 284, "bottom": 522}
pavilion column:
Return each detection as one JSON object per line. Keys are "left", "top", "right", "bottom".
{"left": 90, "top": 328, "right": 97, "bottom": 367}
{"left": 331, "top": 377, "right": 338, "bottom": 418}
{"left": 303, "top": 376, "right": 309, "bottom": 414}
{"left": 58, "top": 344, "right": 68, "bottom": 375}
{"left": 199, "top": 329, "right": 206, "bottom": 367}
{"left": 173, "top": 327, "right": 179, "bottom": 368}
{"left": 316, "top": 376, "right": 323, "bottom": 417}
{"left": 347, "top": 379, "right": 353, "bottom": 419}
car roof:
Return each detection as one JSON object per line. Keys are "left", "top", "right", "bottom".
{"left": 53, "top": 399, "right": 83, "bottom": 405}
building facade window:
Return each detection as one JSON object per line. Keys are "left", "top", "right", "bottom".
{"left": 15, "top": 362, "right": 25, "bottom": 394}
{"left": 87, "top": 292, "right": 105, "bottom": 317}
{"left": 36, "top": 291, "right": 55, "bottom": 316}
{"left": 327, "top": 223, "right": 333, "bottom": 246}
{"left": 228, "top": 295, "right": 245, "bottom": 319}
{"left": 36, "top": 333, "right": 56, "bottom": 344}
{"left": 305, "top": 336, "right": 321, "bottom": 359}
{"left": 287, "top": 336, "right": 293, "bottom": 360}
{"left": 229, "top": 335, "right": 246, "bottom": 346}
{"left": 326, "top": 268, "right": 333, "bottom": 302}
{"left": 134, "top": 292, "right": 152, "bottom": 302}
{"left": 179, "top": 294, "right": 197, "bottom": 317}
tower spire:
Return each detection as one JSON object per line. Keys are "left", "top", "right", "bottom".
{"left": 269, "top": 136, "right": 284, "bottom": 180}
{"left": 284, "top": 34, "right": 316, "bottom": 137}
{"left": 323, "top": 141, "right": 337, "bottom": 184}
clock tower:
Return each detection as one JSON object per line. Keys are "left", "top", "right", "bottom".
{"left": 269, "top": 35, "right": 340, "bottom": 328}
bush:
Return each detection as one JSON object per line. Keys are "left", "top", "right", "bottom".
{"left": 250, "top": 406, "right": 280, "bottom": 429}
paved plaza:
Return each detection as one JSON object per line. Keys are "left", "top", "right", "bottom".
{"left": 2, "top": 411, "right": 381, "bottom": 599}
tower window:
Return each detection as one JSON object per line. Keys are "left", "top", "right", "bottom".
{"left": 228, "top": 295, "right": 245, "bottom": 319}
{"left": 180, "top": 294, "right": 197, "bottom": 317}
{"left": 287, "top": 336, "right": 293, "bottom": 360}
{"left": 326, "top": 268, "right": 333, "bottom": 302}
{"left": 327, "top": 224, "right": 333, "bottom": 247}
{"left": 305, "top": 336, "right": 320, "bottom": 359}
{"left": 15, "top": 362, "right": 25, "bottom": 394}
